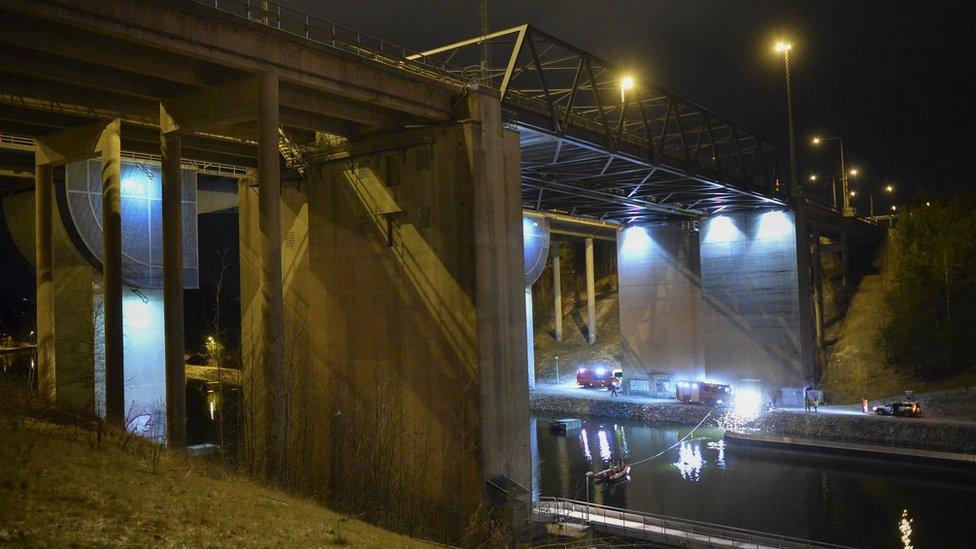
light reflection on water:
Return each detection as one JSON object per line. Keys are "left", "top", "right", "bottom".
{"left": 534, "top": 414, "right": 976, "bottom": 548}
{"left": 579, "top": 428, "right": 592, "bottom": 462}
{"left": 673, "top": 441, "right": 704, "bottom": 482}
{"left": 899, "top": 509, "right": 914, "bottom": 549}
{"left": 597, "top": 429, "right": 612, "bottom": 463}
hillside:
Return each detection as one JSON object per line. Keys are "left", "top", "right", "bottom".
{"left": 823, "top": 231, "right": 976, "bottom": 403}
{"left": 533, "top": 282, "right": 621, "bottom": 383}
{"left": 0, "top": 379, "right": 431, "bottom": 548}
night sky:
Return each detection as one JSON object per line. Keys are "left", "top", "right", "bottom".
{"left": 297, "top": 0, "right": 975, "bottom": 205}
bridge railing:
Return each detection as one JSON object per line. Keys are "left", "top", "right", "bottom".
{"left": 537, "top": 497, "right": 851, "bottom": 548}
{"left": 192, "top": 0, "right": 471, "bottom": 88}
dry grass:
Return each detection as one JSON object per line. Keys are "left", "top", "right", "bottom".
{"left": 0, "top": 379, "right": 433, "bottom": 548}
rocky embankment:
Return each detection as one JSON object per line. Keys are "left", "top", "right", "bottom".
{"left": 745, "top": 411, "right": 976, "bottom": 455}
{"left": 529, "top": 393, "right": 716, "bottom": 426}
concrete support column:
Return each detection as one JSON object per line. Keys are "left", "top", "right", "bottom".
{"left": 101, "top": 121, "right": 125, "bottom": 425}
{"left": 813, "top": 232, "right": 825, "bottom": 351}
{"left": 841, "top": 230, "right": 850, "bottom": 289}
{"left": 584, "top": 237, "right": 596, "bottom": 344}
{"left": 793, "top": 207, "right": 817, "bottom": 383}
{"left": 34, "top": 163, "right": 55, "bottom": 400}
{"left": 525, "top": 287, "right": 535, "bottom": 390}
{"left": 551, "top": 242, "right": 562, "bottom": 342}
{"left": 161, "top": 130, "right": 186, "bottom": 449}
{"left": 258, "top": 72, "right": 285, "bottom": 478}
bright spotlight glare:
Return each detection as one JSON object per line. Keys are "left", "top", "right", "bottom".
{"left": 733, "top": 388, "right": 762, "bottom": 419}
{"left": 620, "top": 75, "right": 635, "bottom": 91}
{"left": 774, "top": 41, "right": 793, "bottom": 53}
{"left": 811, "top": 136, "right": 821, "bottom": 145}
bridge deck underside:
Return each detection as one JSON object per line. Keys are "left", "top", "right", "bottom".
{"left": 520, "top": 129, "right": 780, "bottom": 223}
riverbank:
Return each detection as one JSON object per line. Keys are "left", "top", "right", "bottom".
{"left": 742, "top": 410, "right": 976, "bottom": 455}
{"left": 529, "top": 391, "right": 716, "bottom": 426}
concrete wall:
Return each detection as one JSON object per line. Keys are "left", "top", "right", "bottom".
{"left": 617, "top": 222, "right": 704, "bottom": 380}
{"left": 618, "top": 210, "right": 807, "bottom": 390}
{"left": 699, "top": 211, "right": 803, "bottom": 388}
{"left": 239, "top": 92, "right": 529, "bottom": 540}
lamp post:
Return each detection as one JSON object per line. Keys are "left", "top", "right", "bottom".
{"left": 585, "top": 471, "right": 594, "bottom": 522}
{"left": 775, "top": 41, "right": 798, "bottom": 195}
{"left": 812, "top": 136, "right": 854, "bottom": 216}
{"left": 869, "top": 184, "right": 895, "bottom": 216}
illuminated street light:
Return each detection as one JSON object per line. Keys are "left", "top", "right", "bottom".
{"left": 620, "top": 74, "right": 635, "bottom": 102}
{"left": 812, "top": 135, "right": 853, "bottom": 216}
{"left": 773, "top": 39, "right": 798, "bottom": 195}
{"left": 926, "top": 201, "right": 931, "bottom": 207}
{"left": 809, "top": 174, "right": 818, "bottom": 182}
{"left": 891, "top": 205, "right": 897, "bottom": 212}
{"left": 885, "top": 184, "right": 894, "bottom": 193}
{"left": 849, "top": 168, "right": 859, "bottom": 177}
{"left": 850, "top": 190, "right": 856, "bottom": 197}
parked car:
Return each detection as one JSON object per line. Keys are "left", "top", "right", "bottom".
{"left": 873, "top": 401, "right": 922, "bottom": 417}
{"left": 577, "top": 366, "right": 622, "bottom": 388}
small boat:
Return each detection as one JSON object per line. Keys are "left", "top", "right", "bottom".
{"left": 594, "top": 463, "right": 631, "bottom": 483}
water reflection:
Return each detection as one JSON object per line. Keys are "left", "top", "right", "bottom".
{"left": 614, "top": 424, "right": 629, "bottom": 458}
{"left": 707, "top": 439, "right": 726, "bottom": 470}
{"left": 597, "top": 429, "right": 612, "bottom": 463}
{"left": 579, "top": 428, "right": 592, "bottom": 462}
{"left": 899, "top": 509, "right": 913, "bottom": 549}
{"left": 673, "top": 440, "right": 704, "bottom": 482}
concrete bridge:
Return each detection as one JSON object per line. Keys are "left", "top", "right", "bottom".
{"left": 0, "top": 0, "right": 882, "bottom": 540}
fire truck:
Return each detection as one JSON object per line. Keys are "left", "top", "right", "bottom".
{"left": 676, "top": 380, "right": 732, "bottom": 405}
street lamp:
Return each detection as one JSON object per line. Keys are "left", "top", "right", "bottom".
{"left": 869, "top": 183, "right": 894, "bottom": 216}
{"left": 774, "top": 40, "right": 798, "bottom": 196}
{"left": 584, "top": 471, "right": 595, "bottom": 522}
{"left": 620, "top": 75, "right": 635, "bottom": 103}
{"left": 809, "top": 174, "right": 818, "bottom": 182}
{"left": 811, "top": 135, "right": 854, "bottom": 216}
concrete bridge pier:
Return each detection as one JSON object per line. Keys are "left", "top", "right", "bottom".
{"left": 618, "top": 209, "right": 813, "bottom": 391}
{"left": 238, "top": 90, "right": 530, "bottom": 539}
{"left": 160, "top": 122, "right": 186, "bottom": 449}
{"left": 551, "top": 242, "right": 563, "bottom": 342}
{"left": 585, "top": 237, "right": 596, "bottom": 344}
{"left": 34, "top": 119, "right": 125, "bottom": 420}
{"left": 162, "top": 73, "right": 283, "bottom": 460}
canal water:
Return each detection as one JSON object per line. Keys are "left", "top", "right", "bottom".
{"left": 531, "top": 414, "right": 976, "bottom": 548}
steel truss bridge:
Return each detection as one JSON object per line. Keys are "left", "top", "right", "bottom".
{"left": 411, "top": 25, "right": 786, "bottom": 223}
{"left": 0, "top": 0, "right": 785, "bottom": 224}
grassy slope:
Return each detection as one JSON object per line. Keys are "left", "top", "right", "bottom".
{"left": 533, "top": 285, "right": 620, "bottom": 383}
{"left": 0, "top": 380, "right": 431, "bottom": 548}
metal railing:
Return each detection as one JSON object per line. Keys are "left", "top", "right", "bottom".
{"left": 190, "top": 0, "right": 471, "bottom": 89}
{"left": 536, "top": 497, "right": 852, "bottom": 548}
{"left": 1, "top": 131, "right": 250, "bottom": 179}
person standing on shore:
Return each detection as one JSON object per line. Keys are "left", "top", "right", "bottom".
{"left": 861, "top": 397, "right": 870, "bottom": 414}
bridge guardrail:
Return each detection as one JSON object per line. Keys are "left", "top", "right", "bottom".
{"left": 192, "top": 0, "right": 471, "bottom": 89}
{"left": 536, "top": 497, "right": 852, "bottom": 548}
